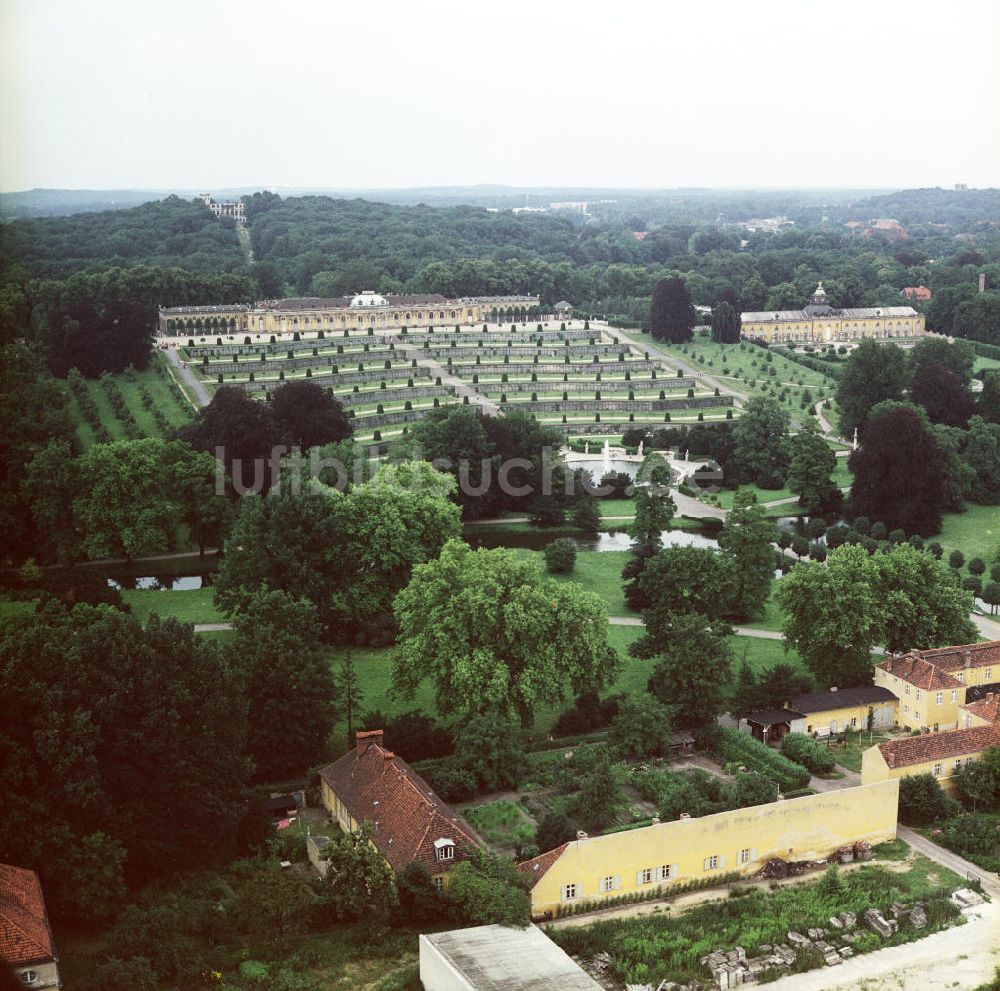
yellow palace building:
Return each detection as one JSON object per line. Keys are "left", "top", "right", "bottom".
{"left": 741, "top": 282, "right": 925, "bottom": 344}
{"left": 157, "top": 291, "right": 540, "bottom": 337}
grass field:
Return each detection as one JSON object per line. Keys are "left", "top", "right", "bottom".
{"left": 122, "top": 587, "right": 224, "bottom": 625}
{"left": 68, "top": 356, "right": 193, "bottom": 448}
{"left": 973, "top": 355, "right": 1000, "bottom": 377}
{"left": 935, "top": 502, "right": 1000, "bottom": 569}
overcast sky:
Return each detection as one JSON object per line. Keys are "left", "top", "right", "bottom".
{"left": 2, "top": 0, "right": 997, "bottom": 192}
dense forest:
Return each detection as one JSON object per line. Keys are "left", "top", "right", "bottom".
{"left": 1, "top": 187, "right": 999, "bottom": 380}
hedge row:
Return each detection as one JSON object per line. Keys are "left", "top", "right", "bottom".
{"left": 717, "top": 728, "right": 810, "bottom": 791}
{"left": 779, "top": 732, "right": 837, "bottom": 774}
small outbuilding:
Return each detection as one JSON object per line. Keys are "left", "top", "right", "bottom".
{"left": 419, "top": 924, "right": 601, "bottom": 990}
{"left": 554, "top": 300, "right": 574, "bottom": 320}
{"left": 742, "top": 708, "right": 805, "bottom": 744}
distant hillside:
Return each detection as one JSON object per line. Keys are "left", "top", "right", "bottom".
{"left": 837, "top": 187, "right": 1000, "bottom": 226}
{"left": 0, "top": 196, "right": 245, "bottom": 278}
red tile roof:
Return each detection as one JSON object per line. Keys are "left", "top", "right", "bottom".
{"left": 0, "top": 864, "right": 56, "bottom": 967}
{"left": 877, "top": 653, "right": 963, "bottom": 691}
{"left": 917, "top": 640, "right": 1000, "bottom": 673}
{"left": 901, "top": 286, "right": 932, "bottom": 301}
{"left": 318, "top": 732, "right": 479, "bottom": 874}
{"left": 877, "top": 723, "right": 1000, "bottom": 768}
{"left": 516, "top": 844, "right": 569, "bottom": 889}
{"left": 960, "top": 694, "right": 1000, "bottom": 725}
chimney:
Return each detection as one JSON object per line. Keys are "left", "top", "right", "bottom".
{"left": 887, "top": 752, "right": 895, "bottom": 768}
{"left": 383, "top": 750, "right": 396, "bottom": 764}
{"left": 356, "top": 729, "right": 383, "bottom": 752}
{"left": 979, "top": 272, "right": 987, "bottom": 293}
{"left": 964, "top": 651, "right": 972, "bottom": 669}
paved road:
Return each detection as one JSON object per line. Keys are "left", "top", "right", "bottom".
{"left": 163, "top": 346, "right": 211, "bottom": 407}
{"left": 193, "top": 623, "right": 233, "bottom": 633}
{"left": 972, "top": 612, "right": 1000, "bottom": 640}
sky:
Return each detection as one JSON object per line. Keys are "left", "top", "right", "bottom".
{"left": 1, "top": 0, "right": 998, "bottom": 192}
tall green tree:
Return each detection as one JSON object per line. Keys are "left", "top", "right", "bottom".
{"left": 316, "top": 822, "right": 398, "bottom": 926}
{"left": 849, "top": 402, "right": 946, "bottom": 536}
{"left": 836, "top": 339, "right": 910, "bottom": 440}
{"left": 451, "top": 713, "right": 528, "bottom": 792}
{"left": 910, "top": 361, "right": 974, "bottom": 427}
{"left": 269, "top": 379, "right": 352, "bottom": 452}
{"left": 639, "top": 615, "right": 734, "bottom": 728}
{"left": 710, "top": 299, "right": 741, "bottom": 343}
{"left": 629, "top": 484, "right": 677, "bottom": 551}
{"left": 393, "top": 540, "right": 616, "bottom": 726}
{"left": 21, "top": 439, "right": 82, "bottom": 564}
{"left": 731, "top": 397, "right": 791, "bottom": 487}
{"left": 635, "top": 545, "right": 734, "bottom": 629}
{"left": 786, "top": 420, "right": 842, "bottom": 515}
{"left": 229, "top": 588, "right": 338, "bottom": 780}
{"left": 609, "top": 695, "right": 673, "bottom": 758}
{"left": 0, "top": 604, "right": 249, "bottom": 902}
{"left": 776, "top": 543, "right": 883, "bottom": 687}
{"left": 336, "top": 653, "right": 364, "bottom": 746}
{"left": 979, "top": 370, "right": 1000, "bottom": 424}
{"left": 717, "top": 489, "right": 777, "bottom": 620}
{"left": 162, "top": 440, "right": 232, "bottom": 556}
{"left": 963, "top": 416, "right": 1000, "bottom": 504}
{"left": 649, "top": 276, "right": 695, "bottom": 343}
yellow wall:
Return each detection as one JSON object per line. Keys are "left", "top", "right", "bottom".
{"left": 947, "top": 664, "right": 998, "bottom": 691}
{"left": 872, "top": 668, "right": 962, "bottom": 729}
{"left": 798, "top": 700, "right": 896, "bottom": 735}
{"left": 742, "top": 314, "right": 924, "bottom": 343}
{"left": 526, "top": 781, "right": 899, "bottom": 918}
{"left": 861, "top": 744, "right": 988, "bottom": 794}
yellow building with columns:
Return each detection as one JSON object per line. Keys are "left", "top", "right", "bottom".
{"left": 741, "top": 283, "right": 925, "bottom": 344}
{"left": 157, "top": 292, "right": 540, "bottom": 337}
{"left": 516, "top": 781, "right": 899, "bottom": 919}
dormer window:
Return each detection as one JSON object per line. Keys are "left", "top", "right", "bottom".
{"left": 434, "top": 838, "right": 455, "bottom": 862}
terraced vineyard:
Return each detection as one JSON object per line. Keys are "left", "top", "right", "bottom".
{"left": 176, "top": 319, "right": 740, "bottom": 443}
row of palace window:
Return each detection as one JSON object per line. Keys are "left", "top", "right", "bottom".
{"left": 902, "top": 685, "right": 961, "bottom": 704}
{"left": 561, "top": 850, "right": 756, "bottom": 901}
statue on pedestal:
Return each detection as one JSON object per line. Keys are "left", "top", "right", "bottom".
{"left": 584, "top": 441, "right": 590, "bottom": 455}
{"left": 852, "top": 427, "right": 858, "bottom": 451}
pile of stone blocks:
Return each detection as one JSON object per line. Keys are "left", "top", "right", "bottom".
{"left": 950, "top": 887, "right": 985, "bottom": 909}
{"left": 863, "top": 907, "right": 899, "bottom": 938}
{"left": 890, "top": 901, "right": 927, "bottom": 929}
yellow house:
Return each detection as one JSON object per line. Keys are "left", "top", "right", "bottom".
{"left": 741, "top": 282, "right": 925, "bottom": 344}
{"left": 786, "top": 686, "right": 898, "bottom": 736}
{"left": 874, "top": 641, "right": 1000, "bottom": 731}
{"left": 317, "top": 730, "right": 479, "bottom": 888}
{"left": 861, "top": 723, "right": 1000, "bottom": 794}
{"left": 516, "top": 781, "right": 899, "bottom": 919}
{"left": 960, "top": 693, "right": 1000, "bottom": 728}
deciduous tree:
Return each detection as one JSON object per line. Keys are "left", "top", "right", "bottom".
{"left": 650, "top": 276, "right": 695, "bottom": 343}
{"left": 393, "top": 540, "right": 616, "bottom": 726}
{"left": 718, "top": 489, "right": 777, "bottom": 620}
{"left": 836, "top": 339, "right": 910, "bottom": 440}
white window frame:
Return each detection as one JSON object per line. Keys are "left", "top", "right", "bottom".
{"left": 951, "top": 690, "right": 958, "bottom": 703}
{"left": 640, "top": 867, "right": 653, "bottom": 884}
{"left": 601, "top": 875, "right": 615, "bottom": 893}
{"left": 563, "top": 883, "right": 577, "bottom": 901}
{"left": 935, "top": 692, "right": 943, "bottom": 705}
{"left": 932, "top": 763, "right": 942, "bottom": 777}
{"left": 434, "top": 840, "right": 455, "bottom": 862}
{"left": 739, "top": 848, "right": 751, "bottom": 864}
{"left": 705, "top": 855, "right": 720, "bottom": 871}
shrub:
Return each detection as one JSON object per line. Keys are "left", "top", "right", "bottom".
{"left": 780, "top": 733, "right": 836, "bottom": 773}
{"left": 898, "top": 773, "right": 959, "bottom": 825}
{"left": 968, "top": 557, "right": 986, "bottom": 576}
{"left": 717, "top": 729, "right": 810, "bottom": 791}
{"left": 949, "top": 549, "right": 965, "bottom": 569}
{"left": 422, "top": 765, "right": 476, "bottom": 802}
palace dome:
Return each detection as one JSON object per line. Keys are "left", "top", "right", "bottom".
{"left": 349, "top": 291, "right": 388, "bottom": 308}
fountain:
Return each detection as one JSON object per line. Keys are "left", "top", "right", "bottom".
{"left": 602, "top": 439, "right": 612, "bottom": 476}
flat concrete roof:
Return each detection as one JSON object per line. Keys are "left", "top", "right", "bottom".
{"left": 420, "top": 924, "right": 602, "bottom": 990}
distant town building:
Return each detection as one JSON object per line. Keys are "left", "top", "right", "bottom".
{"left": 631, "top": 230, "right": 649, "bottom": 240}
{"left": 741, "top": 282, "right": 926, "bottom": 344}
{"left": 0, "top": 864, "right": 60, "bottom": 990}
{"left": 901, "top": 286, "right": 932, "bottom": 302}
{"left": 955, "top": 183, "right": 969, "bottom": 191}
{"left": 197, "top": 192, "right": 246, "bottom": 225}
{"left": 158, "top": 292, "right": 540, "bottom": 336}
{"left": 738, "top": 216, "right": 795, "bottom": 234}
{"left": 549, "top": 201, "right": 589, "bottom": 214}
{"left": 554, "top": 300, "right": 574, "bottom": 320}
{"left": 844, "top": 218, "right": 908, "bottom": 241}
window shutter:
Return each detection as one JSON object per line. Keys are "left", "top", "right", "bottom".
{"left": 613, "top": 875, "right": 621, "bottom": 891}
{"left": 703, "top": 857, "right": 711, "bottom": 871}
{"left": 750, "top": 849, "right": 757, "bottom": 864}
{"left": 636, "top": 870, "right": 645, "bottom": 886}
{"left": 719, "top": 855, "right": 727, "bottom": 869}
{"left": 652, "top": 866, "right": 662, "bottom": 882}
{"left": 671, "top": 864, "right": 678, "bottom": 880}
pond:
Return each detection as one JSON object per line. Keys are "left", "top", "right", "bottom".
{"left": 466, "top": 527, "right": 719, "bottom": 553}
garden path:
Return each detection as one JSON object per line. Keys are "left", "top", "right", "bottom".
{"left": 163, "top": 346, "right": 211, "bottom": 407}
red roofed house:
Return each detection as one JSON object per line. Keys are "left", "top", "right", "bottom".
{"left": 960, "top": 691, "right": 1000, "bottom": 728}
{"left": 317, "top": 731, "right": 479, "bottom": 889}
{"left": 861, "top": 723, "right": 1000, "bottom": 793}
{"left": 901, "top": 286, "right": 932, "bottom": 302}
{"left": 0, "top": 864, "right": 60, "bottom": 989}
{"left": 873, "top": 640, "right": 1000, "bottom": 730}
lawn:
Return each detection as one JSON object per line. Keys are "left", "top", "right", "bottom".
{"left": 462, "top": 799, "right": 536, "bottom": 850}
{"left": 935, "top": 502, "right": 1000, "bottom": 571}
{"left": 973, "top": 355, "right": 1000, "bottom": 377}
{"left": 122, "top": 587, "right": 224, "bottom": 625}
{"left": 834, "top": 729, "right": 893, "bottom": 772}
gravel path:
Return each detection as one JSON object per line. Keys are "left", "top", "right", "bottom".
{"left": 163, "top": 346, "right": 211, "bottom": 407}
